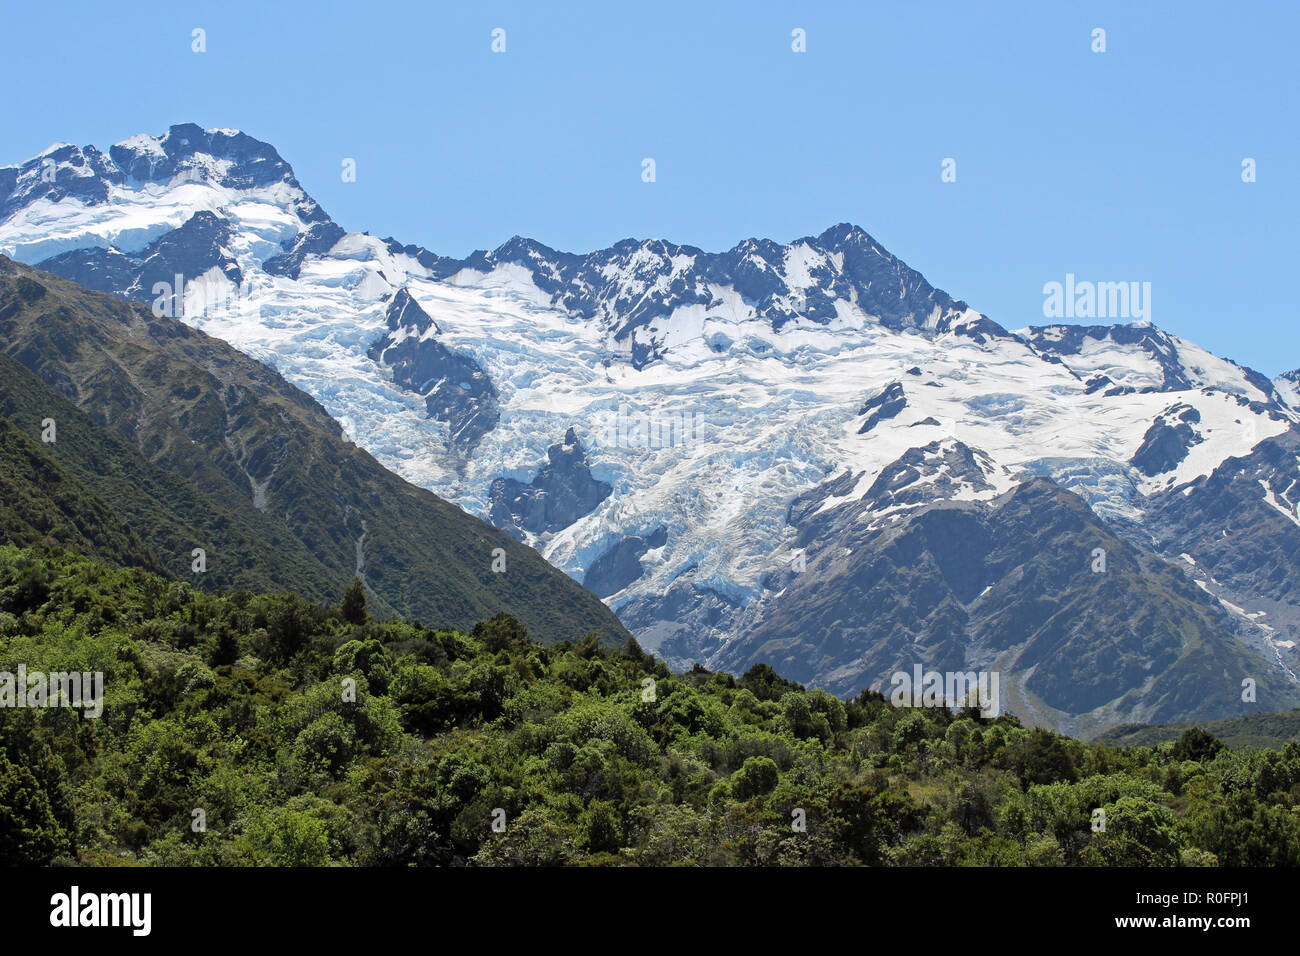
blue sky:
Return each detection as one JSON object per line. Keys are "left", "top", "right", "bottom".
{"left": 2, "top": 0, "right": 1297, "bottom": 375}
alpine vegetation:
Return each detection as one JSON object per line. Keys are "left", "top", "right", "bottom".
{"left": 3, "top": 545, "right": 1299, "bottom": 868}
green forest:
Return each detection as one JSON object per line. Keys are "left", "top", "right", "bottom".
{"left": 3, "top": 544, "right": 1299, "bottom": 867}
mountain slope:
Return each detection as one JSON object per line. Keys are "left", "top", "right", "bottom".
{"left": 711, "top": 474, "right": 1298, "bottom": 735}
{"left": 1276, "top": 369, "right": 1300, "bottom": 413}
{"left": 0, "top": 348, "right": 330, "bottom": 594}
{"left": 1147, "top": 431, "right": 1300, "bottom": 642}
{"left": 0, "top": 413, "right": 159, "bottom": 570}
{"left": 3, "top": 125, "right": 1298, "bottom": 732}
{"left": 0, "top": 257, "right": 630, "bottom": 645}
{"left": 1097, "top": 709, "right": 1300, "bottom": 750}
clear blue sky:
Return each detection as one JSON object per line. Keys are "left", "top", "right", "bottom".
{"left": 2, "top": 1, "right": 1297, "bottom": 375}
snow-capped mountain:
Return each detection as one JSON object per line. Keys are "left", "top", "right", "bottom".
{"left": 4, "top": 124, "right": 1298, "bottom": 734}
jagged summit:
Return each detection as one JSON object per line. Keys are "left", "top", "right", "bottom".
{"left": 110, "top": 124, "right": 291, "bottom": 183}
{"left": 1, "top": 125, "right": 302, "bottom": 210}
{"left": 1, "top": 126, "right": 980, "bottom": 363}
{"left": 0, "top": 125, "right": 329, "bottom": 264}
{"left": 438, "top": 219, "right": 985, "bottom": 367}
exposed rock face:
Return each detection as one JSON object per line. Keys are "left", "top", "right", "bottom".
{"left": 1147, "top": 430, "right": 1300, "bottom": 642}
{"left": 264, "top": 221, "right": 346, "bottom": 279}
{"left": 857, "top": 381, "right": 906, "bottom": 433}
{"left": 1130, "top": 404, "right": 1203, "bottom": 477}
{"left": 489, "top": 428, "right": 612, "bottom": 538}
{"left": 367, "top": 289, "right": 499, "bottom": 455}
{"left": 109, "top": 124, "right": 305, "bottom": 192}
{"left": 583, "top": 526, "right": 668, "bottom": 598}
{"left": 35, "top": 245, "right": 138, "bottom": 295}
{"left": 791, "top": 440, "right": 995, "bottom": 519}
{"left": 1023, "top": 323, "right": 1194, "bottom": 393}
{"left": 37, "top": 211, "right": 242, "bottom": 303}
{"left": 617, "top": 573, "right": 742, "bottom": 663}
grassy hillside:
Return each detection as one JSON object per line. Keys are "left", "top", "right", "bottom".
{"left": 0, "top": 351, "right": 329, "bottom": 593}
{"left": 0, "top": 413, "right": 159, "bottom": 571}
{"left": 0, "top": 257, "right": 629, "bottom": 646}
{"left": 2, "top": 544, "right": 1298, "bottom": 867}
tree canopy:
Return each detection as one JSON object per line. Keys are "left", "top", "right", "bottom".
{"left": 1, "top": 544, "right": 1297, "bottom": 867}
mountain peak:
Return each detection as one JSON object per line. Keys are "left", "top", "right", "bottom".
{"left": 492, "top": 235, "right": 561, "bottom": 261}
{"left": 0, "top": 124, "right": 332, "bottom": 265}
{"left": 814, "top": 222, "right": 877, "bottom": 247}
{"left": 34, "top": 141, "right": 76, "bottom": 159}
{"left": 0, "top": 123, "right": 297, "bottom": 199}
{"left": 109, "top": 124, "right": 293, "bottom": 189}
{"left": 382, "top": 286, "right": 438, "bottom": 334}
